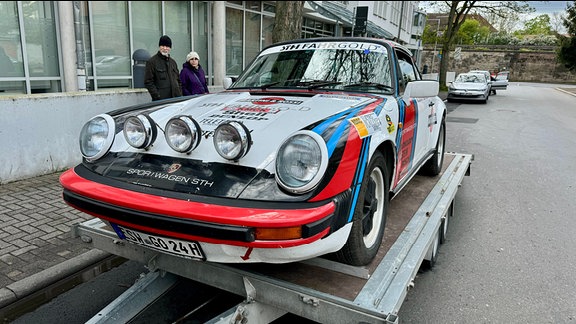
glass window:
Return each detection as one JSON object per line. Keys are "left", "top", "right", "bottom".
{"left": 0, "top": 2, "right": 23, "bottom": 79}
{"left": 233, "top": 44, "right": 393, "bottom": 95}
{"left": 245, "top": 12, "right": 261, "bottom": 65}
{"left": 246, "top": 1, "right": 261, "bottom": 11}
{"left": 262, "top": 15, "right": 274, "bottom": 49}
{"left": 263, "top": 2, "right": 275, "bottom": 13}
{"left": 165, "top": 1, "right": 191, "bottom": 67}
{"left": 91, "top": 1, "right": 130, "bottom": 88}
{"left": 132, "top": 1, "right": 161, "bottom": 58}
{"left": 23, "top": 1, "right": 59, "bottom": 79}
{"left": 226, "top": 7, "right": 243, "bottom": 76}
{"left": 192, "top": 1, "right": 209, "bottom": 82}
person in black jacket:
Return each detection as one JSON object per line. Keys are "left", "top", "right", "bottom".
{"left": 144, "top": 35, "right": 182, "bottom": 101}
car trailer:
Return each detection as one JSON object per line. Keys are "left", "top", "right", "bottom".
{"left": 73, "top": 152, "right": 472, "bottom": 324}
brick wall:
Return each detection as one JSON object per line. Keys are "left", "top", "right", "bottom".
{"left": 420, "top": 48, "right": 576, "bottom": 84}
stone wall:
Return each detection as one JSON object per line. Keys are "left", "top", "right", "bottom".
{"left": 420, "top": 48, "right": 576, "bottom": 84}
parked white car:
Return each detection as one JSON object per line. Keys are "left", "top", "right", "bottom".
{"left": 447, "top": 72, "right": 491, "bottom": 103}
{"left": 468, "top": 70, "right": 494, "bottom": 95}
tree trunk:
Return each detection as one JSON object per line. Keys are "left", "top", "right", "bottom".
{"left": 272, "top": 1, "right": 304, "bottom": 43}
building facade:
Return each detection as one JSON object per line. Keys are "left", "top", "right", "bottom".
{"left": 0, "top": 1, "right": 423, "bottom": 96}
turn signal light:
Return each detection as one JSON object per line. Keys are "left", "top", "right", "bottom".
{"left": 255, "top": 227, "right": 302, "bottom": 240}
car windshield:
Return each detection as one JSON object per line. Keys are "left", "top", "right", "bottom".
{"left": 456, "top": 74, "right": 485, "bottom": 83}
{"left": 231, "top": 42, "right": 393, "bottom": 94}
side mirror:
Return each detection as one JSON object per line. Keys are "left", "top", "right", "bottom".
{"left": 402, "top": 80, "right": 439, "bottom": 103}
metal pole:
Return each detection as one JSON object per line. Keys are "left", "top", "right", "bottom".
{"left": 430, "top": 19, "right": 440, "bottom": 75}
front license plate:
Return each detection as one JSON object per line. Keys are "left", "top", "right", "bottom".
{"left": 112, "top": 224, "right": 205, "bottom": 260}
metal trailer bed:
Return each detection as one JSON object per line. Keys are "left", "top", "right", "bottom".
{"left": 74, "top": 152, "right": 472, "bottom": 324}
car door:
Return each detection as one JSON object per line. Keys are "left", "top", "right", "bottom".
{"left": 492, "top": 72, "right": 509, "bottom": 90}
{"left": 394, "top": 49, "right": 433, "bottom": 185}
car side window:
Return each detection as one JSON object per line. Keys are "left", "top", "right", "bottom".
{"left": 395, "top": 50, "right": 419, "bottom": 94}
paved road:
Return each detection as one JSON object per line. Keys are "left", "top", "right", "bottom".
{"left": 399, "top": 82, "right": 576, "bottom": 323}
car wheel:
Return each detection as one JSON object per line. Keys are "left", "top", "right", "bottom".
{"left": 420, "top": 119, "right": 446, "bottom": 176}
{"left": 333, "top": 151, "right": 389, "bottom": 266}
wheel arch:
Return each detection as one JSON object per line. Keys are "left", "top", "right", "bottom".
{"left": 375, "top": 140, "right": 395, "bottom": 191}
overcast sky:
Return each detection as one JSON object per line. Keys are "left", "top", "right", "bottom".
{"left": 527, "top": 1, "right": 571, "bottom": 14}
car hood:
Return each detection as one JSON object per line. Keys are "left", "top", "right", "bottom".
{"left": 87, "top": 90, "right": 380, "bottom": 200}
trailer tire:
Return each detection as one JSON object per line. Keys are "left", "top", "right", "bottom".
{"left": 440, "top": 201, "right": 454, "bottom": 244}
{"left": 423, "top": 230, "right": 440, "bottom": 269}
{"left": 334, "top": 151, "right": 389, "bottom": 266}
{"left": 420, "top": 119, "right": 445, "bottom": 176}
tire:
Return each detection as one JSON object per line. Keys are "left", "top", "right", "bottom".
{"left": 420, "top": 119, "right": 446, "bottom": 176}
{"left": 422, "top": 229, "right": 440, "bottom": 269}
{"left": 333, "top": 151, "right": 389, "bottom": 266}
{"left": 439, "top": 201, "right": 454, "bottom": 244}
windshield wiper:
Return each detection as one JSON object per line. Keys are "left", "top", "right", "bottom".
{"left": 307, "top": 81, "right": 342, "bottom": 90}
{"left": 259, "top": 81, "right": 280, "bottom": 90}
{"left": 344, "top": 82, "right": 394, "bottom": 92}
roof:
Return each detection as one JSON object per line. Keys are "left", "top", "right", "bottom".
{"left": 306, "top": 1, "right": 394, "bottom": 39}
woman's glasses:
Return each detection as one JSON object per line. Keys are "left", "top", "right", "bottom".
{"left": 190, "top": 58, "right": 199, "bottom": 61}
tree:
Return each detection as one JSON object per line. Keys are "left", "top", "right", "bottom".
{"left": 272, "top": 1, "right": 304, "bottom": 43}
{"left": 558, "top": 1, "right": 576, "bottom": 70}
{"left": 420, "top": 1, "right": 533, "bottom": 88}
{"left": 455, "top": 19, "right": 490, "bottom": 44}
{"left": 514, "top": 14, "right": 553, "bottom": 36}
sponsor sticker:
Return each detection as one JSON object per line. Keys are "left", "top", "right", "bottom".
{"left": 348, "top": 112, "right": 382, "bottom": 138}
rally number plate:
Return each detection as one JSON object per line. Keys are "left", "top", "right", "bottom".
{"left": 113, "top": 224, "right": 205, "bottom": 260}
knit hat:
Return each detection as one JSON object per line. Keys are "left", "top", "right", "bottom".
{"left": 186, "top": 51, "right": 200, "bottom": 62}
{"left": 159, "top": 35, "right": 172, "bottom": 48}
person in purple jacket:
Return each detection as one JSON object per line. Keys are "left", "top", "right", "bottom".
{"left": 180, "top": 51, "right": 209, "bottom": 95}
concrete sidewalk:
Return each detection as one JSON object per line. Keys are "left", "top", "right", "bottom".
{"left": 0, "top": 172, "right": 111, "bottom": 313}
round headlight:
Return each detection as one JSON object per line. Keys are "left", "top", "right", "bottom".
{"left": 213, "top": 121, "right": 251, "bottom": 160}
{"left": 123, "top": 114, "right": 156, "bottom": 149}
{"left": 275, "top": 131, "right": 328, "bottom": 194}
{"left": 79, "top": 114, "right": 115, "bottom": 162}
{"left": 164, "top": 115, "right": 201, "bottom": 153}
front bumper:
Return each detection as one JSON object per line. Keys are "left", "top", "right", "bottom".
{"left": 60, "top": 168, "right": 351, "bottom": 263}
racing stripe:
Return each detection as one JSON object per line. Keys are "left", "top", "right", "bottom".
{"left": 394, "top": 98, "right": 417, "bottom": 187}
{"left": 310, "top": 98, "right": 385, "bottom": 202}
{"left": 347, "top": 136, "right": 371, "bottom": 222}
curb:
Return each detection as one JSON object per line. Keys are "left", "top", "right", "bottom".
{"left": 0, "top": 249, "right": 111, "bottom": 310}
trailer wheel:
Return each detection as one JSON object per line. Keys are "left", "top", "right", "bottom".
{"left": 423, "top": 230, "right": 440, "bottom": 269}
{"left": 440, "top": 201, "right": 454, "bottom": 244}
{"left": 420, "top": 119, "right": 445, "bottom": 176}
{"left": 334, "top": 151, "right": 389, "bottom": 266}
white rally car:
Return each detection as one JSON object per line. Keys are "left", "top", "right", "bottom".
{"left": 60, "top": 37, "right": 446, "bottom": 266}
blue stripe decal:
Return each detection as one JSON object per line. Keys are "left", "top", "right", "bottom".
{"left": 409, "top": 99, "right": 418, "bottom": 167}
{"left": 312, "top": 106, "right": 365, "bottom": 157}
{"left": 347, "top": 136, "right": 371, "bottom": 222}
{"left": 396, "top": 97, "right": 405, "bottom": 145}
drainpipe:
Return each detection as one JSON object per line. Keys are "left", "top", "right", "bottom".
{"left": 73, "top": 1, "right": 86, "bottom": 91}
